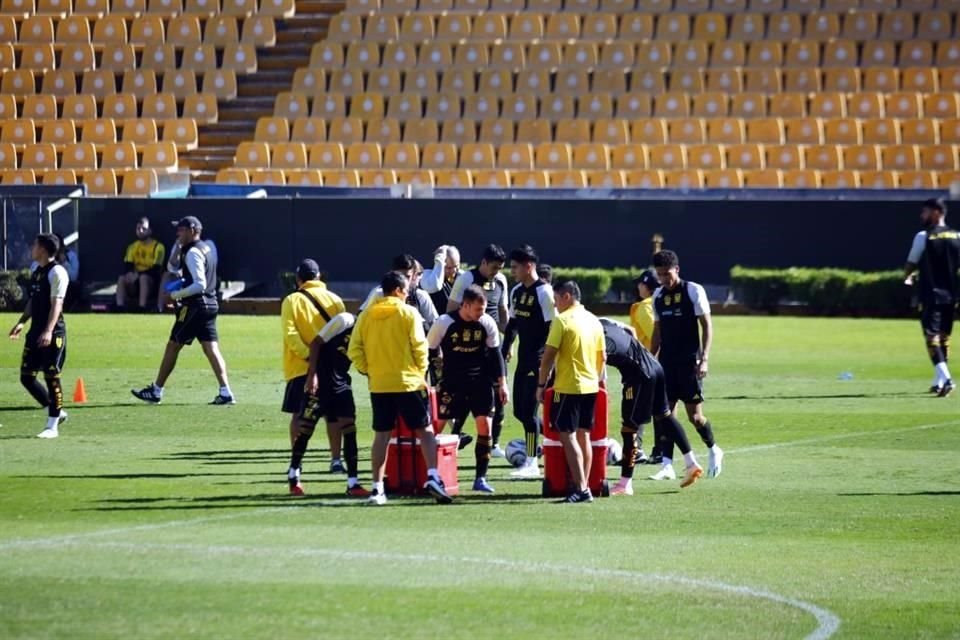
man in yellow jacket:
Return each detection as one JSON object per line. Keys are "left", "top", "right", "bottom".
{"left": 629, "top": 269, "right": 659, "bottom": 351}
{"left": 280, "top": 259, "right": 353, "bottom": 494}
{"left": 349, "top": 271, "right": 453, "bottom": 506}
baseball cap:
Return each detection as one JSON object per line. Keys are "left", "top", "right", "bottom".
{"left": 296, "top": 258, "right": 320, "bottom": 281}
{"left": 173, "top": 216, "right": 203, "bottom": 230}
{"left": 634, "top": 269, "right": 659, "bottom": 290}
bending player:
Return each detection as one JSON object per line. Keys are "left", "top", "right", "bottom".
{"left": 600, "top": 318, "right": 703, "bottom": 494}
{"left": 289, "top": 311, "right": 369, "bottom": 498}
{"left": 428, "top": 285, "right": 509, "bottom": 493}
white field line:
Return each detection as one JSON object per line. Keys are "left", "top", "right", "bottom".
{"left": 17, "top": 539, "right": 842, "bottom": 640}
{"left": 728, "top": 419, "right": 960, "bottom": 455}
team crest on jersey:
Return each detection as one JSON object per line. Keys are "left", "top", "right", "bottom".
{"left": 664, "top": 296, "right": 671, "bottom": 307}
{"left": 673, "top": 293, "right": 682, "bottom": 303}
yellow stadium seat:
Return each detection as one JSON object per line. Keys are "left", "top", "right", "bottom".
{"left": 821, "top": 69, "right": 859, "bottom": 93}
{"left": 744, "top": 69, "right": 783, "bottom": 93}
{"left": 110, "top": 0, "right": 146, "bottom": 15}
{"left": 248, "top": 169, "right": 286, "bottom": 186}
{"left": 364, "top": 15, "right": 398, "bottom": 43}
{"left": 847, "top": 93, "right": 883, "bottom": 120}
{"left": 781, "top": 169, "right": 820, "bottom": 188}
{"left": 308, "top": 142, "right": 345, "bottom": 169}
{"left": 671, "top": 70, "right": 704, "bottom": 93}
{"left": 655, "top": 14, "right": 690, "bottom": 42}
{"left": 140, "top": 93, "right": 177, "bottom": 120}
{"left": 901, "top": 68, "right": 937, "bottom": 92}
{"left": 528, "top": 43, "right": 562, "bottom": 70}
{"left": 122, "top": 168, "right": 160, "bottom": 196}
{"left": 630, "top": 120, "right": 666, "bottom": 145}
{"left": 468, "top": 169, "right": 507, "bottom": 188}
{"left": 784, "top": 40, "right": 820, "bottom": 68}
{"left": 769, "top": 93, "right": 807, "bottom": 118}
{"left": 879, "top": 10, "right": 914, "bottom": 40}
{"left": 37, "top": 0, "right": 70, "bottom": 14}
{"left": 402, "top": 119, "right": 438, "bottom": 145}
{"left": 765, "top": 145, "right": 803, "bottom": 170}
{"left": 395, "top": 170, "right": 434, "bottom": 187}
{"left": 21, "top": 142, "right": 57, "bottom": 170}
{"left": 899, "top": 170, "right": 937, "bottom": 189}
{"left": 711, "top": 43, "right": 746, "bottom": 69}
{"left": 555, "top": 119, "right": 591, "bottom": 145}
{"left": 327, "top": 116, "right": 364, "bottom": 143}
{"left": 688, "top": 144, "right": 724, "bottom": 169}
{"left": 478, "top": 70, "right": 513, "bottom": 96}
{"left": 291, "top": 118, "right": 327, "bottom": 144}
{"left": 692, "top": 93, "right": 728, "bottom": 118}
{"left": 459, "top": 142, "right": 496, "bottom": 169}
{"left": 322, "top": 169, "right": 360, "bottom": 187}
{"left": 580, "top": 95, "right": 614, "bottom": 119}
{"left": 101, "top": 94, "right": 136, "bottom": 121}
{"left": 647, "top": 144, "right": 686, "bottom": 170}
{"left": 783, "top": 120, "right": 823, "bottom": 147}
{"left": 181, "top": 44, "right": 217, "bottom": 73}
{"left": 881, "top": 145, "right": 919, "bottom": 171}
{"left": 1, "top": 169, "right": 36, "bottom": 185}
{"left": 707, "top": 119, "right": 745, "bottom": 144}
{"left": 940, "top": 68, "right": 960, "bottom": 92}
{"left": 920, "top": 145, "right": 959, "bottom": 170}
{"left": 20, "top": 44, "right": 55, "bottom": 71}
{"left": 598, "top": 43, "right": 634, "bottom": 71}
{"left": 386, "top": 93, "right": 423, "bottom": 121}
{"left": 857, "top": 171, "right": 897, "bottom": 189}
{"left": 673, "top": 42, "right": 708, "bottom": 69}
{"left": 508, "top": 14, "right": 544, "bottom": 41}
{"left": 499, "top": 142, "right": 535, "bottom": 170}
{"left": 421, "top": 143, "right": 459, "bottom": 169}
{"left": 693, "top": 13, "right": 727, "bottom": 41}
{"left": 823, "top": 118, "right": 861, "bottom": 144}
{"left": 726, "top": 143, "right": 764, "bottom": 169}
{"left": 59, "top": 43, "right": 95, "bottom": 72}
{"left": 222, "top": 43, "right": 257, "bottom": 74}
{"left": 730, "top": 93, "right": 768, "bottom": 118}
{"left": 57, "top": 16, "right": 91, "bottom": 44}
{"left": 885, "top": 92, "right": 921, "bottom": 119}
{"left": 381, "top": 44, "right": 417, "bottom": 71}
{"left": 820, "top": 170, "right": 859, "bottom": 188}
{"left": 663, "top": 169, "right": 704, "bottom": 189}
{"left": 841, "top": 11, "right": 878, "bottom": 40}
{"left": 328, "top": 70, "right": 364, "bottom": 96}
{"left": 454, "top": 43, "right": 489, "bottom": 68}
{"left": 83, "top": 116, "right": 119, "bottom": 147}
{"left": 586, "top": 169, "right": 624, "bottom": 188}
{"left": 242, "top": 17, "right": 277, "bottom": 47}
{"left": 146, "top": 0, "right": 180, "bottom": 15}
{"left": 380, "top": 0, "right": 415, "bottom": 13}
{"left": 286, "top": 170, "right": 323, "bottom": 186}
{"left": 541, "top": 95, "right": 576, "bottom": 120}
{"left": 635, "top": 42, "right": 671, "bottom": 70}
{"left": 439, "top": 70, "right": 475, "bottom": 95}
{"left": 807, "top": 14, "right": 840, "bottom": 41}
{"left": 328, "top": 16, "right": 362, "bottom": 44}
{"left": 667, "top": 118, "right": 705, "bottom": 144}
{"left": 860, "top": 67, "right": 896, "bottom": 92}
{"left": 434, "top": 169, "right": 472, "bottom": 188}
{"left": 184, "top": 0, "right": 219, "bottom": 16}
{"left": 271, "top": 142, "right": 308, "bottom": 169}
{"left": 399, "top": 15, "right": 434, "bottom": 43}
{"left": 925, "top": 93, "right": 960, "bottom": 119}
{"left": 729, "top": 14, "right": 764, "bottom": 43}
{"left": 427, "top": 95, "right": 463, "bottom": 122}
{"left": 119, "top": 70, "right": 155, "bottom": 101}
{"left": 82, "top": 168, "right": 118, "bottom": 195}
{"left": 182, "top": 93, "right": 217, "bottom": 124}
{"left": 628, "top": 71, "right": 664, "bottom": 95}
{"left": 43, "top": 169, "right": 78, "bottom": 185}
{"left": 162, "top": 118, "right": 198, "bottom": 152}
{"left": 310, "top": 42, "right": 344, "bottom": 70}
{"left": 805, "top": 144, "right": 844, "bottom": 170}
{"left": 59, "top": 96, "right": 93, "bottom": 123}
{"left": 704, "top": 169, "right": 744, "bottom": 188}
{"left": 900, "top": 119, "right": 937, "bottom": 145}
{"left": 714, "top": 0, "right": 747, "bottom": 10}
{"left": 579, "top": 14, "right": 614, "bottom": 42}
{"left": 0, "top": 96, "right": 16, "bottom": 123}
{"left": 619, "top": 13, "right": 653, "bottom": 40}
{"left": 312, "top": 93, "right": 347, "bottom": 119}
{"left": 204, "top": 16, "right": 238, "bottom": 46}
{"left": 490, "top": 43, "right": 525, "bottom": 70}
{"left": 165, "top": 16, "right": 200, "bottom": 47}
{"left": 234, "top": 141, "right": 270, "bottom": 168}
{"left": 162, "top": 70, "right": 198, "bottom": 100}
{"left": 345, "top": 142, "right": 381, "bottom": 169}
{"left": 41, "top": 121, "right": 77, "bottom": 146}
{"left": 221, "top": 0, "right": 256, "bottom": 16}
{"left": 623, "top": 169, "right": 664, "bottom": 188}
{"left": 767, "top": 14, "right": 802, "bottom": 42}
{"left": 593, "top": 119, "right": 629, "bottom": 145}
{"left": 740, "top": 169, "right": 781, "bottom": 187}
{"left": 1, "top": 120, "right": 36, "bottom": 147}
{"left": 293, "top": 69, "right": 326, "bottom": 96}
{"left": 534, "top": 142, "right": 573, "bottom": 169}
{"left": 571, "top": 144, "right": 609, "bottom": 170}
{"left": 22, "top": 94, "right": 56, "bottom": 121}
{"left": 20, "top": 16, "right": 54, "bottom": 43}
{"left": 551, "top": 170, "right": 587, "bottom": 188}
{"left": 903, "top": 41, "right": 934, "bottom": 67}
{"left": 515, "top": 120, "right": 552, "bottom": 145}
{"left": 479, "top": 119, "right": 515, "bottom": 145}
{"left": 513, "top": 70, "right": 548, "bottom": 95}
{"left": 350, "top": 92, "right": 385, "bottom": 120}
{"left": 464, "top": 94, "right": 499, "bottom": 121}
{"left": 858, "top": 41, "right": 894, "bottom": 69}
{"left": 653, "top": 93, "right": 690, "bottom": 118}
{"left": 436, "top": 15, "right": 470, "bottom": 42}
{"left": 201, "top": 70, "right": 236, "bottom": 100}
{"left": 122, "top": 119, "right": 159, "bottom": 145}
{"left": 510, "top": 170, "right": 548, "bottom": 189}
{"left": 808, "top": 92, "right": 844, "bottom": 119}
{"left": 138, "top": 44, "right": 175, "bottom": 72}
{"left": 861, "top": 119, "right": 898, "bottom": 144}
{"left": 383, "top": 142, "right": 419, "bottom": 169}
{"left": 782, "top": 69, "right": 819, "bottom": 94}
{"left": 343, "top": 0, "right": 375, "bottom": 14}
{"left": 918, "top": 11, "right": 952, "bottom": 40}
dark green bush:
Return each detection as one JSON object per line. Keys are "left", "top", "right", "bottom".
{"left": 0, "top": 270, "right": 28, "bottom": 311}
{"left": 550, "top": 268, "right": 613, "bottom": 304}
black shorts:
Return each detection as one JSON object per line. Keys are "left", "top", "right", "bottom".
{"left": 921, "top": 303, "right": 955, "bottom": 336}
{"left": 21, "top": 332, "right": 67, "bottom": 375}
{"left": 663, "top": 359, "right": 704, "bottom": 406}
{"left": 282, "top": 375, "right": 307, "bottom": 413}
{"left": 170, "top": 305, "right": 218, "bottom": 345}
{"left": 301, "top": 387, "right": 356, "bottom": 426}
{"left": 370, "top": 390, "right": 431, "bottom": 433}
{"left": 550, "top": 391, "right": 597, "bottom": 433}
{"left": 622, "top": 368, "right": 670, "bottom": 428}
{"left": 438, "top": 379, "right": 494, "bottom": 421}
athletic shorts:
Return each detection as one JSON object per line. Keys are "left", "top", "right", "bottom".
{"left": 282, "top": 375, "right": 307, "bottom": 413}
{"left": 301, "top": 387, "right": 355, "bottom": 426}
{"left": 662, "top": 359, "right": 704, "bottom": 406}
{"left": 921, "top": 303, "right": 955, "bottom": 337}
{"left": 370, "top": 390, "right": 431, "bottom": 433}
{"left": 21, "top": 332, "right": 67, "bottom": 375}
{"left": 550, "top": 391, "right": 597, "bottom": 433}
{"left": 170, "top": 305, "right": 218, "bottom": 345}
{"left": 622, "top": 367, "right": 670, "bottom": 428}
{"left": 438, "top": 379, "right": 494, "bottom": 421}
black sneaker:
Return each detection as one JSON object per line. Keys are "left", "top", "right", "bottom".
{"left": 424, "top": 477, "right": 453, "bottom": 504}
{"left": 645, "top": 454, "right": 663, "bottom": 465}
{"left": 938, "top": 380, "right": 956, "bottom": 397}
{"left": 131, "top": 386, "right": 162, "bottom": 404}
{"left": 562, "top": 489, "right": 594, "bottom": 503}
{"left": 634, "top": 448, "right": 649, "bottom": 464}
{"left": 209, "top": 393, "right": 236, "bottom": 405}
{"left": 930, "top": 384, "right": 943, "bottom": 394}
{"left": 329, "top": 459, "right": 346, "bottom": 474}
{"left": 457, "top": 433, "right": 474, "bottom": 451}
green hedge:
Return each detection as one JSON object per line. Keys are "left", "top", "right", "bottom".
{"left": 0, "top": 270, "right": 29, "bottom": 311}
{"left": 730, "top": 266, "right": 912, "bottom": 314}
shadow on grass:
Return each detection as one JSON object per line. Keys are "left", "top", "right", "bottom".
{"left": 838, "top": 491, "right": 960, "bottom": 497}
{"left": 717, "top": 392, "right": 921, "bottom": 400}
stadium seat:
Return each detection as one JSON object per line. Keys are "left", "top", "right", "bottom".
{"left": 234, "top": 141, "right": 270, "bottom": 168}
{"left": 162, "top": 118, "right": 198, "bottom": 152}
{"left": 293, "top": 69, "right": 327, "bottom": 96}
{"left": 83, "top": 118, "right": 118, "bottom": 146}
{"left": 308, "top": 142, "right": 345, "bottom": 169}
{"left": 552, "top": 170, "right": 587, "bottom": 188}
{"left": 222, "top": 0, "right": 256, "bottom": 16}
{"left": 395, "top": 170, "right": 434, "bottom": 187}
{"left": 533, "top": 142, "right": 570, "bottom": 170}
{"left": 1, "top": 120, "right": 36, "bottom": 146}
{"left": 366, "top": 117, "right": 402, "bottom": 144}
{"left": 322, "top": 169, "right": 360, "bottom": 187}
{"left": 22, "top": 95, "right": 56, "bottom": 121}
{"left": 899, "top": 171, "right": 937, "bottom": 189}
{"left": 804, "top": 144, "right": 843, "bottom": 170}
{"left": 667, "top": 118, "right": 706, "bottom": 144}
{"left": 707, "top": 119, "right": 745, "bottom": 144}
{"left": 472, "top": 169, "right": 510, "bottom": 187}
{"left": 271, "top": 142, "right": 308, "bottom": 169}
{"left": 925, "top": 93, "right": 960, "bottom": 119}
{"left": 83, "top": 169, "right": 118, "bottom": 195}
{"left": 437, "top": 15, "right": 471, "bottom": 42}
{"left": 920, "top": 145, "right": 959, "bottom": 170}
{"left": 765, "top": 144, "right": 803, "bottom": 169}
{"left": 623, "top": 169, "right": 664, "bottom": 188}
{"left": 881, "top": 145, "right": 919, "bottom": 171}
{"left": 182, "top": 93, "right": 218, "bottom": 124}
{"left": 460, "top": 143, "right": 496, "bottom": 169}
{"left": 861, "top": 119, "right": 898, "bottom": 144}
{"left": 142, "top": 93, "right": 178, "bottom": 120}
{"left": 730, "top": 93, "right": 768, "bottom": 118}
{"left": 402, "top": 119, "right": 438, "bottom": 144}
{"left": 42, "top": 121, "right": 76, "bottom": 146}
{"left": 383, "top": 142, "right": 419, "bottom": 169}
{"left": 900, "top": 119, "right": 937, "bottom": 145}
{"left": 327, "top": 116, "right": 364, "bottom": 143}
{"left": 781, "top": 168, "right": 820, "bottom": 188}
{"left": 291, "top": 117, "right": 327, "bottom": 144}
{"left": 433, "top": 169, "right": 471, "bottom": 188}
{"left": 122, "top": 168, "right": 159, "bottom": 196}
{"left": 479, "top": 119, "right": 515, "bottom": 145}
{"left": 820, "top": 170, "right": 859, "bottom": 188}
{"left": 512, "top": 170, "right": 549, "bottom": 188}
{"left": 630, "top": 120, "right": 666, "bottom": 145}
{"left": 515, "top": 120, "right": 552, "bottom": 145}
{"left": 727, "top": 143, "right": 764, "bottom": 169}
{"left": 439, "top": 119, "right": 475, "bottom": 145}
{"left": 1, "top": 169, "right": 36, "bottom": 185}
{"left": 421, "top": 143, "right": 458, "bottom": 169}
{"left": 286, "top": 170, "right": 323, "bottom": 186}
{"left": 43, "top": 169, "right": 77, "bottom": 185}
{"left": 843, "top": 145, "right": 881, "bottom": 171}
{"left": 704, "top": 169, "right": 744, "bottom": 188}
{"left": 21, "top": 142, "right": 57, "bottom": 171}
{"left": 345, "top": 142, "right": 382, "bottom": 169}
{"left": 123, "top": 119, "right": 159, "bottom": 145}
{"left": 184, "top": 0, "right": 219, "bottom": 15}
{"left": 671, "top": 70, "right": 705, "bottom": 93}
{"left": 593, "top": 119, "right": 630, "bottom": 146}
{"left": 62, "top": 95, "right": 96, "bottom": 121}
{"left": 313, "top": 94, "right": 346, "bottom": 119}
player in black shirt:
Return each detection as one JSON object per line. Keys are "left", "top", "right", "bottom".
{"left": 600, "top": 319, "right": 703, "bottom": 494}
{"left": 292, "top": 312, "right": 370, "bottom": 497}
{"left": 904, "top": 198, "right": 960, "bottom": 397}
{"left": 502, "top": 245, "right": 555, "bottom": 478}
{"left": 132, "top": 216, "right": 235, "bottom": 405}
{"left": 428, "top": 285, "right": 509, "bottom": 493}
{"left": 650, "top": 250, "right": 724, "bottom": 480}
{"left": 9, "top": 233, "right": 70, "bottom": 438}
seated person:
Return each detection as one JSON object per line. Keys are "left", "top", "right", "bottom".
{"left": 116, "top": 217, "right": 165, "bottom": 312}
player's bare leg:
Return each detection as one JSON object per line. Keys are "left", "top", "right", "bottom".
{"left": 201, "top": 340, "right": 235, "bottom": 404}
{"left": 156, "top": 340, "right": 183, "bottom": 387}
{"left": 326, "top": 420, "right": 345, "bottom": 473}
{"left": 368, "top": 431, "right": 391, "bottom": 505}
{"left": 138, "top": 273, "right": 153, "bottom": 310}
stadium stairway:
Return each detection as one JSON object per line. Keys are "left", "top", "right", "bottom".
{"left": 181, "top": 0, "right": 343, "bottom": 180}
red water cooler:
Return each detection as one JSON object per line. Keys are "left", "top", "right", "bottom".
{"left": 384, "top": 388, "right": 460, "bottom": 496}
{"left": 541, "top": 385, "right": 610, "bottom": 498}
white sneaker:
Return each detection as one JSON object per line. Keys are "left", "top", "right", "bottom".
{"left": 37, "top": 428, "right": 58, "bottom": 439}
{"left": 648, "top": 465, "right": 676, "bottom": 481}
{"left": 366, "top": 490, "right": 387, "bottom": 506}
{"left": 490, "top": 444, "right": 506, "bottom": 458}
{"left": 708, "top": 446, "right": 724, "bottom": 479}
{"left": 509, "top": 459, "right": 541, "bottom": 479}
{"left": 610, "top": 479, "right": 634, "bottom": 496}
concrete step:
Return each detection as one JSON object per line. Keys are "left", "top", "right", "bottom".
{"left": 257, "top": 55, "right": 310, "bottom": 71}
{"left": 296, "top": 0, "right": 345, "bottom": 13}
{"left": 238, "top": 81, "right": 290, "bottom": 97}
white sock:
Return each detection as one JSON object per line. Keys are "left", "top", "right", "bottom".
{"left": 372, "top": 481, "right": 384, "bottom": 494}
{"left": 710, "top": 444, "right": 721, "bottom": 453}
{"left": 427, "top": 468, "right": 440, "bottom": 481}
{"left": 219, "top": 385, "right": 232, "bottom": 396}
{"left": 935, "top": 362, "right": 952, "bottom": 383}
{"left": 347, "top": 477, "right": 358, "bottom": 488}
{"left": 618, "top": 477, "right": 632, "bottom": 486}
{"left": 661, "top": 457, "right": 673, "bottom": 467}
{"left": 45, "top": 416, "right": 59, "bottom": 430}
{"left": 153, "top": 383, "right": 164, "bottom": 395}
{"left": 683, "top": 452, "right": 698, "bottom": 467}
{"left": 933, "top": 371, "right": 943, "bottom": 387}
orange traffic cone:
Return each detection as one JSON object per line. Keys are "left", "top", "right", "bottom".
{"left": 73, "top": 377, "right": 88, "bottom": 403}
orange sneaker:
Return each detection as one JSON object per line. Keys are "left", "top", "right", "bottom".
{"left": 680, "top": 464, "right": 703, "bottom": 489}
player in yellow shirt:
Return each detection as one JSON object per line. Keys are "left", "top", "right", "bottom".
{"left": 116, "top": 217, "right": 166, "bottom": 311}
{"left": 536, "top": 280, "right": 606, "bottom": 504}
{"left": 629, "top": 269, "right": 658, "bottom": 351}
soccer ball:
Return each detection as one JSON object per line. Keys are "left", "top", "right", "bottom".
{"left": 505, "top": 438, "right": 527, "bottom": 467}
{"left": 607, "top": 439, "right": 623, "bottom": 465}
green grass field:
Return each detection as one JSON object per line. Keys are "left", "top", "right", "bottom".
{"left": 1, "top": 312, "right": 958, "bottom": 639}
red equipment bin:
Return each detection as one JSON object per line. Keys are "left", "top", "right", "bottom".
{"left": 384, "top": 387, "right": 460, "bottom": 496}
{"left": 541, "top": 385, "right": 610, "bottom": 498}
